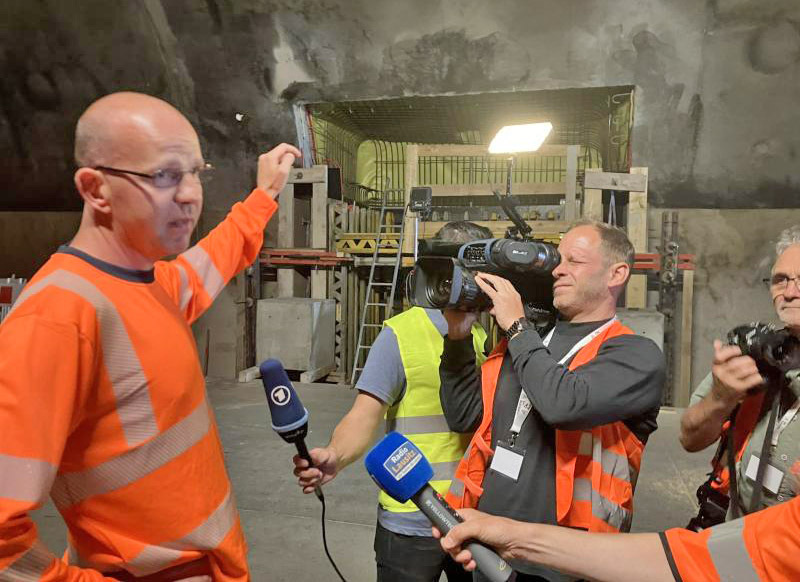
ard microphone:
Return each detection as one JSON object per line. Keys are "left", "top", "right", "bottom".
{"left": 260, "top": 359, "right": 323, "bottom": 500}
{"left": 365, "top": 432, "right": 514, "bottom": 582}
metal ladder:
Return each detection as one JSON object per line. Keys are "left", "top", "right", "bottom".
{"left": 350, "top": 190, "right": 406, "bottom": 385}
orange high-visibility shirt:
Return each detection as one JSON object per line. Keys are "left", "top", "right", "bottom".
{"left": 0, "top": 188, "right": 276, "bottom": 581}
{"left": 662, "top": 496, "right": 800, "bottom": 581}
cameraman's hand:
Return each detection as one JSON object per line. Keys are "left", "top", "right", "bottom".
{"left": 710, "top": 339, "right": 765, "bottom": 405}
{"left": 474, "top": 273, "right": 525, "bottom": 331}
{"left": 257, "top": 143, "right": 302, "bottom": 198}
{"left": 293, "top": 446, "right": 339, "bottom": 494}
{"left": 443, "top": 309, "right": 479, "bottom": 340}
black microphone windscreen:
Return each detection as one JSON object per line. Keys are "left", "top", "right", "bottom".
{"left": 260, "top": 359, "right": 308, "bottom": 433}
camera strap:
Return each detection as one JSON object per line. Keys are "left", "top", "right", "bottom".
{"left": 507, "top": 317, "right": 618, "bottom": 446}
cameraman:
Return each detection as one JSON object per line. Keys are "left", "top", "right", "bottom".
{"left": 680, "top": 225, "right": 800, "bottom": 520}
{"left": 294, "top": 222, "right": 492, "bottom": 582}
{"left": 439, "top": 220, "right": 665, "bottom": 582}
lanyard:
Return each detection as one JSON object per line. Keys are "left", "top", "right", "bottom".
{"left": 507, "top": 317, "right": 618, "bottom": 444}
{"left": 771, "top": 396, "right": 800, "bottom": 447}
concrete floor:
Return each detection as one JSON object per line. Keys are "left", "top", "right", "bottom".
{"left": 35, "top": 379, "right": 710, "bottom": 581}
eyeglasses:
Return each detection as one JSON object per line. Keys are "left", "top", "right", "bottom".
{"left": 763, "top": 274, "right": 800, "bottom": 292}
{"left": 94, "top": 163, "right": 214, "bottom": 189}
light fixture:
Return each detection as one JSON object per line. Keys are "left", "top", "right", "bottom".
{"left": 488, "top": 122, "right": 553, "bottom": 154}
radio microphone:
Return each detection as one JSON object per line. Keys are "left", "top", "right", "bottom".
{"left": 260, "top": 359, "right": 322, "bottom": 500}
{"left": 365, "top": 432, "right": 515, "bottom": 582}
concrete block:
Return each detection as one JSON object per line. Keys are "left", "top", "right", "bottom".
{"left": 256, "top": 298, "right": 335, "bottom": 373}
{"left": 617, "top": 308, "right": 665, "bottom": 351}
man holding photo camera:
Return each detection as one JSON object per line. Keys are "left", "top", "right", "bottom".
{"left": 439, "top": 220, "right": 665, "bottom": 582}
{"left": 680, "top": 225, "right": 800, "bottom": 524}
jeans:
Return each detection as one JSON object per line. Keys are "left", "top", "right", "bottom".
{"left": 374, "top": 521, "right": 472, "bottom": 582}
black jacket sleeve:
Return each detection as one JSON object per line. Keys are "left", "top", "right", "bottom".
{"left": 507, "top": 329, "right": 665, "bottom": 430}
{"left": 439, "top": 336, "right": 484, "bottom": 433}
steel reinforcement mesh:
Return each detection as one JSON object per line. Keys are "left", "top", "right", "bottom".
{"left": 307, "top": 86, "right": 634, "bottom": 205}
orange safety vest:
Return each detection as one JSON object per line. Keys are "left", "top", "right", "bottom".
{"left": 445, "top": 320, "right": 644, "bottom": 533}
{"left": 708, "top": 392, "right": 766, "bottom": 494}
{"left": 663, "top": 495, "right": 800, "bottom": 581}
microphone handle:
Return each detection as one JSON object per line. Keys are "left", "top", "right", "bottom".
{"left": 295, "top": 439, "right": 324, "bottom": 501}
{"left": 411, "top": 486, "right": 514, "bottom": 582}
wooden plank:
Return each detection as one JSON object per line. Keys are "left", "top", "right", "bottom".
{"left": 288, "top": 165, "right": 327, "bottom": 184}
{"left": 277, "top": 183, "right": 297, "bottom": 297}
{"left": 625, "top": 167, "right": 649, "bottom": 309}
{"left": 416, "top": 144, "right": 568, "bottom": 157}
{"left": 582, "top": 168, "right": 603, "bottom": 221}
{"left": 584, "top": 171, "right": 647, "bottom": 192}
{"left": 310, "top": 178, "right": 328, "bottom": 299}
{"left": 564, "top": 145, "right": 579, "bottom": 222}
{"left": 427, "top": 182, "right": 566, "bottom": 197}
{"left": 677, "top": 269, "right": 695, "bottom": 408}
{"left": 300, "top": 363, "right": 335, "bottom": 383}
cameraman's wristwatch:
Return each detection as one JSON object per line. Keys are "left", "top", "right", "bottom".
{"left": 505, "top": 317, "right": 531, "bottom": 342}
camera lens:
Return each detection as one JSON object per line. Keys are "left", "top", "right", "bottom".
{"left": 426, "top": 274, "right": 453, "bottom": 308}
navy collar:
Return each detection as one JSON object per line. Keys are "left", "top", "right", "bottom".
{"left": 58, "top": 245, "right": 155, "bottom": 283}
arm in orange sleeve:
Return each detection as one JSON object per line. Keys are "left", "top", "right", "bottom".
{"left": 662, "top": 497, "right": 800, "bottom": 582}
{"left": 0, "top": 314, "right": 113, "bottom": 581}
{"left": 155, "top": 188, "right": 278, "bottom": 324}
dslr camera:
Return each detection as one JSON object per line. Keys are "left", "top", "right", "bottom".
{"left": 727, "top": 322, "right": 800, "bottom": 376}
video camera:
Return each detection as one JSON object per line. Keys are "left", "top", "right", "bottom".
{"left": 405, "top": 189, "right": 561, "bottom": 322}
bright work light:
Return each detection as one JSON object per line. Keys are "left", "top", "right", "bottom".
{"left": 488, "top": 122, "right": 553, "bottom": 154}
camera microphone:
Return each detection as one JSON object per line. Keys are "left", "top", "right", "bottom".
{"left": 365, "top": 432, "right": 515, "bottom": 582}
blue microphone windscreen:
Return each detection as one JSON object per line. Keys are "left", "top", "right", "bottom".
{"left": 260, "top": 359, "right": 308, "bottom": 433}
{"left": 364, "top": 432, "right": 434, "bottom": 503}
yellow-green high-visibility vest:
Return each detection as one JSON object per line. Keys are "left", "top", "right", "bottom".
{"left": 378, "top": 307, "right": 487, "bottom": 513}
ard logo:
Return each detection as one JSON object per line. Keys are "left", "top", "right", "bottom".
{"left": 270, "top": 385, "right": 291, "bottom": 406}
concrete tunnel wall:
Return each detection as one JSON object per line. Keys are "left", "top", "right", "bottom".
{"left": 1, "top": 0, "right": 799, "bottom": 384}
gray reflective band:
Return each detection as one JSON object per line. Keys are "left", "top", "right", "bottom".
{"left": 0, "top": 454, "right": 56, "bottom": 503}
{"left": 125, "top": 489, "right": 238, "bottom": 576}
{"left": 579, "top": 432, "right": 636, "bottom": 484}
{"left": 51, "top": 399, "right": 211, "bottom": 509}
{"left": 11, "top": 269, "right": 159, "bottom": 447}
{"left": 0, "top": 542, "right": 54, "bottom": 582}
{"left": 448, "top": 476, "right": 465, "bottom": 498}
{"left": 386, "top": 414, "right": 452, "bottom": 435}
{"left": 180, "top": 246, "right": 225, "bottom": 300}
{"left": 175, "top": 264, "right": 193, "bottom": 311}
{"left": 707, "top": 519, "right": 760, "bottom": 582}
{"left": 573, "top": 478, "right": 632, "bottom": 531}
{"left": 430, "top": 461, "right": 460, "bottom": 482}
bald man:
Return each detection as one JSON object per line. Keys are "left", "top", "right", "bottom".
{"left": 0, "top": 92, "right": 300, "bottom": 581}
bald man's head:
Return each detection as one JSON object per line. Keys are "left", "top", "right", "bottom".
{"left": 74, "top": 92, "right": 196, "bottom": 168}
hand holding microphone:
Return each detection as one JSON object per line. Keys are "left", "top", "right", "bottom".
{"left": 294, "top": 446, "right": 340, "bottom": 494}
{"left": 365, "top": 432, "right": 515, "bottom": 582}
{"left": 260, "top": 359, "right": 323, "bottom": 500}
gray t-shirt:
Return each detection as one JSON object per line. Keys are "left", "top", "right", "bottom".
{"left": 355, "top": 308, "right": 449, "bottom": 536}
{"left": 690, "top": 371, "right": 800, "bottom": 514}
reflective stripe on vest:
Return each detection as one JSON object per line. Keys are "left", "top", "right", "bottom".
{"left": 0, "top": 542, "right": 55, "bottom": 582}
{"left": 124, "top": 489, "right": 238, "bottom": 576}
{"left": 180, "top": 245, "right": 226, "bottom": 301}
{"left": 379, "top": 307, "right": 486, "bottom": 513}
{"left": 10, "top": 269, "right": 159, "bottom": 447}
{"left": 51, "top": 399, "right": 212, "bottom": 509}
{"left": 0, "top": 453, "right": 57, "bottom": 504}
{"left": 706, "top": 518, "right": 760, "bottom": 582}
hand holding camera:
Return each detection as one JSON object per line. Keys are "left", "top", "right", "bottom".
{"left": 710, "top": 339, "right": 765, "bottom": 406}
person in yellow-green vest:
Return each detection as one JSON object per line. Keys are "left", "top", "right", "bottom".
{"left": 293, "top": 221, "right": 492, "bottom": 582}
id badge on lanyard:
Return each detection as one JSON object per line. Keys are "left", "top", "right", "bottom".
{"left": 489, "top": 318, "right": 617, "bottom": 481}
